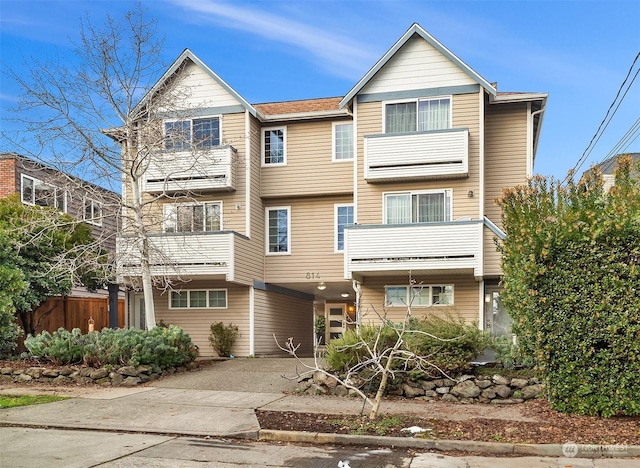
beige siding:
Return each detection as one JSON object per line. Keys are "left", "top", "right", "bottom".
{"left": 172, "top": 61, "right": 242, "bottom": 109}
{"left": 484, "top": 101, "right": 529, "bottom": 275}
{"left": 358, "top": 275, "right": 480, "bottom": 325}
{"left": 361, "top": 36, "right": 476, "bottom": 95}
{"left": 264, "top": 195, "right": 352, "bottom": 283}
{"left": 356, "top": 93, "right": 481, "bottom": 225}
{"left": 260, "top": 119, "right": 353, "bottom": 198}
{"left": 154, "top": 281, "right": 250, "bottom": 357}
{"left": 253, "top": 288, "right": 314, "bottom": 356}
{"left": 484, "top": 226, "right": 503, "bottom": 278}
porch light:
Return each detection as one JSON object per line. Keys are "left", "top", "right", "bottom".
{"left": 341, "top": 292, "right": 349, "bottom": 298}
{"left": 317, "top": 282, "right": 327, "bottom": 290}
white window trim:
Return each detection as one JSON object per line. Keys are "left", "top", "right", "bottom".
{"left": 381, "top": 189, "right": 453, "bottom": 224}
{"left": 382, "top": 96, "right": 452, "bottom": 133}
{"left": 20, "top": 174, "right": 66, "bottom": 212}
{"left": 385, "top": 284, "right": 454, "bottom": 307}
{"left": 265, "top": 206, "right": 291, "bottom": 255}
{"left": 261, "top": 126, "right": 287, "bottom": 166}
{"left": 168, "top": 288, "right": 228, "bottom": 309}
{"left": 84, "top": 198, "right": 103, "bottom": 226}
{"left": 162, "top": 201, "right": 223, "bottom": 233}
{"left": 334, "top": 203, "right": 354, "bottom": 253}
{"left": 163, "top": 115, "right": 223, "bottom": 151}
{"left": 332, "top": 122, "right": 354, "bottom": 162}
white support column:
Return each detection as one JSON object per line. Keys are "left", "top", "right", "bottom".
{"left": 478, "top": 280, "right": 485, "bottom": 331}
{"left": 249, "top": 286, "right": 255, "bottom": 356}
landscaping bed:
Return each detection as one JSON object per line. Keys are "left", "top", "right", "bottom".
{"left": 256, "top": 398, "right": 640, "bottom": 445}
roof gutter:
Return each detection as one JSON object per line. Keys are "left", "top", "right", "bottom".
{"left": 260, "top": 109, "right": 351, "bottom": 122}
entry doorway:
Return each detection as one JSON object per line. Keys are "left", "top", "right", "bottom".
{"left": 327, "top": 305, "right": 346, "bottom": 341}
{"left": 484, "top": 287, "right": 512, "bottom": 338}
{"left": 128, "top": 292, "right": 146, "bottom": 330}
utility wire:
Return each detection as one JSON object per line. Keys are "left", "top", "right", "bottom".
{"left": 565, "top": 51, "right": 640, "bottom": 182}
{"left": 599, "top": 117, "right": 640, "bottom": 164}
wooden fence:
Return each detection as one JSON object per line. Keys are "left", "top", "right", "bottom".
{"left": 32, "top": 296, "right": 125, "bottom": 334}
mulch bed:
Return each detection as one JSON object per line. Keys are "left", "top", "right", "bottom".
{"left": 256, "top": 399, "right": 640, "bottom": 445}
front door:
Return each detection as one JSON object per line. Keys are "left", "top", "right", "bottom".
{"left": 328, "top": 305, "right": 346, "bottom": 340}
{"left": 129, "top": 292, "right": 146, "bottom": 330}
{"left": 484, "top": 287, "right": 512, "bottom": 337}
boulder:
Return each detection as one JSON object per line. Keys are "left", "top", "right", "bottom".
{"left": 121, "top": 376, "right": 142, "bottom": 387}
{"left": 521, "top": 384, "right": 544, "bottom": 400}
{"left": 420, "top": 381, "right": 437, "bottom": 391}
{"left": 90, "top": 368, "right": 109, "bottom": 380}
{"left": 402, "top": 384, "right": 425, "bottom": 398}
{"left": 450, "top": 381, "right": 481, "bottom": 398}
{"left": 510, "top": 378, "right": 529, "bottom": 388}
{"left": 441, "top": 394, "right": 459, "bottom": 403}
{"left": 492, "top": 375, "right": 511, "bottom": 386}
{"left": 494, "top": 385, "right": 512, "bottom": 398}
{"left": 15, "top": 374, "right": 33, "bottom": 382}
{"left": 476, "top": 380, "right": 492, "bottom": 389}
{"left": 117, "top": 366, "right": 139, "bottom": 376}
{"left": 435, "top": 386, "right": 450, "bottom": 395}
{"left": 25, "top": 367, "right": 44, "bottom": 379}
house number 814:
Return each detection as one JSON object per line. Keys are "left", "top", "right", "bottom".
{"left": 306, "top": 272, "right": 320, "bottom": 280}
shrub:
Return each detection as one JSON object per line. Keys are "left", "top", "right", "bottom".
{"left": 209, "top": 322, "right": 238, "bottom": 357}
{"left": 405, "top": 313, "right": 489, "bottom": 376}
{"left": 24, "top": 325, "right": 197, "bottom": 370}
{"left": 325, "top": 313, "right": 488, "bottom": 377}
{"left": 498, "top": 155, "right": 640, "bottom": 416}
{"left": 490, "top": 336, "right": 535, "bottom": 370}
{"left": 0, "top": 266, "right": 26, "bottom": 357}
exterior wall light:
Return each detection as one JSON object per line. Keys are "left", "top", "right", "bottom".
{"left": 317, "top": 282, "right": 327, "bottom": 290}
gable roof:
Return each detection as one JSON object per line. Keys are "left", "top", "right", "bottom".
{"left": 132, "top": 49, "right": 259, "bottom": 119}
{"left": 340, "top": 23, "right": 496, "bottom": 109}
{"left": 598, "top": 153, "right": 640, "bottom": 174}
{"left": 253, "top": 97, "right": 348, "bottom": 121}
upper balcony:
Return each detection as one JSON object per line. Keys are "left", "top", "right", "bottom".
{"left": 364, "top": 128, "right": 468, "bottom": 182}
{"left": 116, "top": 231, "right": 248, "bottom": 281}
{"left": 344, "top": 220, "right": 482, "bottom": 279}
{"left": 143, "top": 145, "right": 237, "bottom": 193}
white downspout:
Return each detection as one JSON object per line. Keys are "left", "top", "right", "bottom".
{"left": 352, "top": 279, "right": 362, "bottom": 332}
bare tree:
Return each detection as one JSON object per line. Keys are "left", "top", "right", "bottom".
{"left": 2, "top": 6, "right": 227, "bottom": 329}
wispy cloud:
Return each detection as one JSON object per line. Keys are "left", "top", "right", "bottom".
{"left": 166, "top": 0, "right": 379, "bottom": 80}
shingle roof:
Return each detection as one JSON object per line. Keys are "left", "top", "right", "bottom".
{"left": 599, "top": 153, "right": 640, "bottom": 174}
{"left": 253, "top": 97, "right": 342, "bottom": 115}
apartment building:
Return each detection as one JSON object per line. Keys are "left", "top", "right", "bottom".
{"left": 0, "top": 152, "right": 120, "bottom": 254}
{"left": 116, "top": 23, "right": 547, "bottom": 357}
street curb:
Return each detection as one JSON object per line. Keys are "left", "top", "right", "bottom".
{"left": 258, "top": 430, "right": 640, "bottom": 458}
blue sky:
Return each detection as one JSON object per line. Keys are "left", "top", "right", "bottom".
{"left": 1, "top": 0, "right": 639, "bottom": 178}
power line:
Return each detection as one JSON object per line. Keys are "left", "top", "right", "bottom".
{"left": 599, "top": 117, "right": 640, "bottom": 164}
{"left": 565, "top": 51, "right": 640, "bottom": 182}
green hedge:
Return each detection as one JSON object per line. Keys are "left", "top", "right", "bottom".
{"left": 24, "top": 326, "right": 198, "bottom": 371}
{"left": 498, "top": 155, "right": 640, "bottom": 416}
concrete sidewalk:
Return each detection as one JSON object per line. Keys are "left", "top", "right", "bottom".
{"left": 1, "top": 358, "right": 639, "bottom": 463}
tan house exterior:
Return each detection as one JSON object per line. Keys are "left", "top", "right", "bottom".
{"left": 116, "top": 23, "right": 547, "bottom": 357}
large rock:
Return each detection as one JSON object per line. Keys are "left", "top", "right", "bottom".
{"left": 121, "top": 376, "right": 142, "bottom": 387}
{"left": 441, "top": 394, "right": 459, "bottom": 403}
{"left": 0, "top": 367, "right": 12, "bottom": 375}
{"left": 482, "top": 387, "right": 497, "bottom": 399}
{"left": 492, "top": 375, "right": 511, "bottom": 386}
{"left": 476, "top": 379, "right": 492, "bottom": 389}
{"left": 109, "top": 372, "right": 124, "bottom": 386}
{"left": 25, "top": 367, "right": 44, "bottom": 379}
{"left": 42, "top": 369, "right": 60, "bottom": 378}
{"left": 521, "top": 384, "right": 544, "bottom": 400}
{"left": 494, "top": 384, "right": 512, "bottom": 398}
{"left": 117, "top": 366, "right": 139, "bottom": 376}
{"left": 402, "top": 384, "right": 425, "bottom": 398}
{"left": 435, "top": 386, "right": 450, "bottom": 395}
{"left": 450, "top": 381, "right": 481, "bottom": 398}
{"left": 420, "top": 381, "right": 437, "bottom": 391}
{"left": 90, "top": 368, "right": 109, "bottom": 380}
{"left": 510, "top": 378, "right": 529, "bottom": 388}
{"left": 14, "top": 374, "right": 33, "bottom": 382}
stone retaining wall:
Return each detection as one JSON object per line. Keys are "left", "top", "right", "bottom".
{"left": 298, "top": 372, "right": 544, "bottom": 404}
{"left": 0, "top": 363, "right": 197, "bottom": 387}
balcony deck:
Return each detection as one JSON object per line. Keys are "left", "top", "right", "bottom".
{"left": 364, "top": 128, "right": 468, "bottom": 182}
{"left": 144, "top": 145, "right": 237, "bottom": 193}
{"left": 116, "top": 231, "right": 247, "bottom": 280}
{"left": 344, "top": 220, "right": 482, "bottom": 278}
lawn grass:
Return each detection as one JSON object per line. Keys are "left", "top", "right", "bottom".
{"left": 0, "top": 394, "right": 69, "bottom": 409}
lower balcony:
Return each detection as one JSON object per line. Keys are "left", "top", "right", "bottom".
{"left": 117, "top": 231, "right": 246, "bottom": 280}
{"left": 344, "top": 220, "right": 483, "bottom": 279}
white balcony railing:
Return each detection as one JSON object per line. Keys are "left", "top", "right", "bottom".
{"left": 364, "top": 128, "right": 468, "bottom": 182}
{"left": 144, "top": 145, "right": 237, "bottom": 193}
{"left": 344, "top": 220, "right": 482, "bottom": 278}
{"left": 116, "top": 231, "right": 241, "bottom": 279}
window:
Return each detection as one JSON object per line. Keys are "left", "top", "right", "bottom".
{"left": 384, "top": 190, "right": 452, "bottom": 224}
{"left": 169, "top": 289, "right": 227, "bottom": 309}
{"left": 164, "top": 117, "right": 220, "bottom": 150}
{"left": 84, "top": 199, "right": 103, "bottom": 226}
{"left": 262, "top": 127, "right": 286, "bottom": 165}
{"left": 266, "top": 207, "right": 290, "bottom": 254}
{"left": 333, "top": 123, "right": 353, "bottom": 161}
{"left": 385, "top": 97, "right": 451, "bottom": 133}
{"left": 163, "top": 202, "right": 222, "bottom": 233}
{"left": 21, "top": 175, "right": 66, "bottom": 212}
{"left": 335, "top": 204, "right": 354, "bottom": 252}
{"left": 385, "top": 285, "right": 454, "bottom": 307}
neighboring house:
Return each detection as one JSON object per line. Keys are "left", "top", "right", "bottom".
{"left": 0, "top": 153, "right": 122, "bottom": 333}
{"left": 116, "top": 23, "right": 547, "bottom": 357}
{"left": 596, "top": 153, "right": 640, "bottom": 191}
{"left": 0, "top": 152, "right": 120, "bottom": 254}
